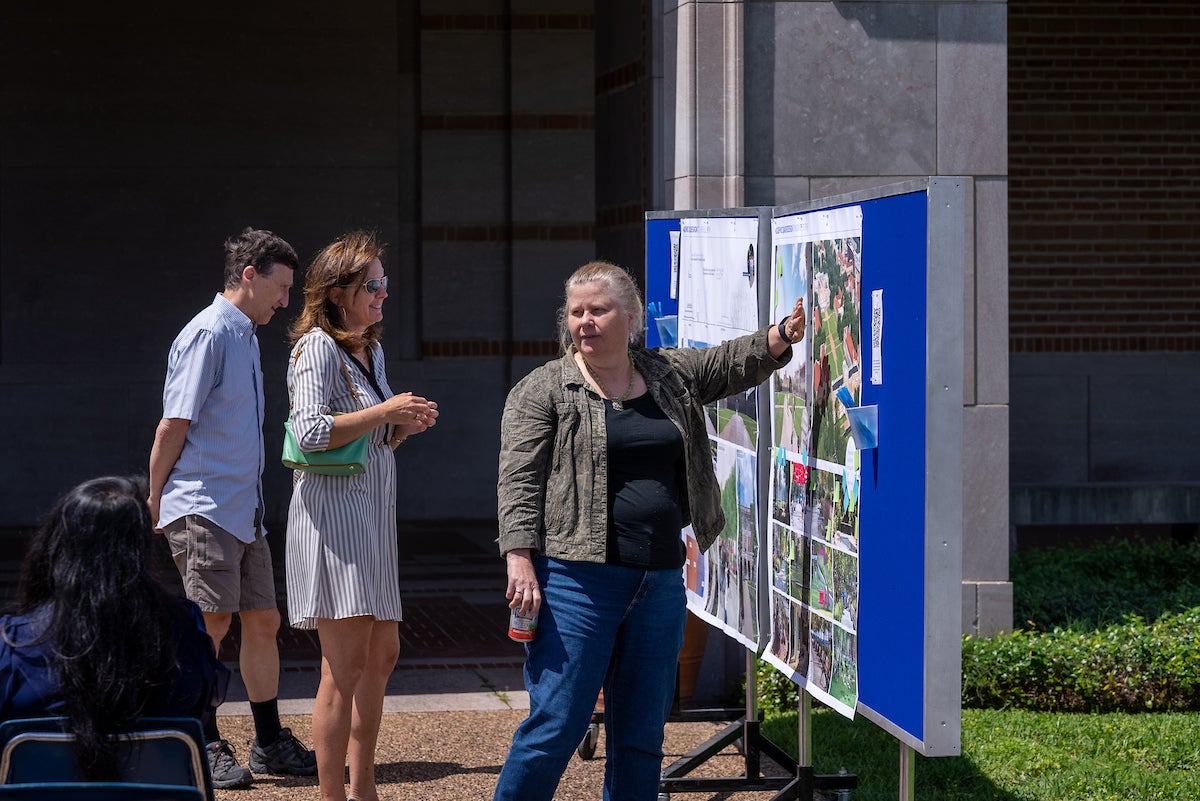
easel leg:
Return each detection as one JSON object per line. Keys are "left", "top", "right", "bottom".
{"left": 657, "top": 652, "right": 856, "bottom": 799}
{"left": 899, "top": 743, "right": 915, "bottom": 801}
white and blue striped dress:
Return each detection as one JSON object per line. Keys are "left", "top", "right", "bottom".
{"left": 284, "top": 328, "right": 401, "bottom": 629}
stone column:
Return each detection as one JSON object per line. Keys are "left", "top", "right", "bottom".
{"left": 669, "top": 0, "right": 745, "bottom": 210}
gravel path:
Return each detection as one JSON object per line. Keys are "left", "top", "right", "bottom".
{"left": 215, "top": 711, "right": 801, "bottom": 801}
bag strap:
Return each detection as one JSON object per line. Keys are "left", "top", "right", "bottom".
{"left": 288, "top": 336, "right": 363, "bottom": 412}
{"left": 336, "top": 349, "right": 364, "bottom": 411}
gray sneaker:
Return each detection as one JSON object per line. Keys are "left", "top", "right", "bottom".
{"left": 206, "top": 740, "right": 253, "bottom": 789}
{"left": 248, "top": 727, "right": 317, "bottom": 776}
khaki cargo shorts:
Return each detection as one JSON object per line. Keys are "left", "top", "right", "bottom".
{"left": 163, "top": 515, "right": 277, "bottom": 613}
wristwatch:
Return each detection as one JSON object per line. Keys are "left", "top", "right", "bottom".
{"left": 777, "top": 318, "right": 796, "bottom": 344}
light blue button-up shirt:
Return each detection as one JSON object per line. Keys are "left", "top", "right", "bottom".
{"left": 158, "top": 294, "right": 266, "bottom": 543}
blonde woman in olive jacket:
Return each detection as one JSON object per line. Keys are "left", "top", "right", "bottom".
{"left": 494, "top": 260, "right": 804, "bottom": 801}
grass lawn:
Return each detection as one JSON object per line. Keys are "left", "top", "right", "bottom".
{"left": 748, "top": 527, "right": 1200, "bottom": 799}
{"left": 761, "top": 707, "right": 1200, "bottom": 800}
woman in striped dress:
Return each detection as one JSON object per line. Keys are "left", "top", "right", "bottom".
{"left": 285, "top": 231, "right": 438, "bottom": 801}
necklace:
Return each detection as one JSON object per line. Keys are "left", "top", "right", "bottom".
{"left": 581, "top": 352, "right": 636, "bottom": 410}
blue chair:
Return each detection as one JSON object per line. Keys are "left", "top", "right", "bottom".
{"left": 0, "top": 718, "right": 212, "bottom": 801}
{"left": 0, "top": 782, "right": 205, "bottom": 801}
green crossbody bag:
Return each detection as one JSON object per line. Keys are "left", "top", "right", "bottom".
{"left": 282, "top": 343, "right": 371, "bottom": 477}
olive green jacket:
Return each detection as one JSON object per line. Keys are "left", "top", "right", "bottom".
{"left": 497, "top": 325, "right": 791, "bottom": 561}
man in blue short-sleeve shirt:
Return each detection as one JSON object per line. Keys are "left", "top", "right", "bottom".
{"left": 148, "top": 227, "right": 315, "bottom": 788}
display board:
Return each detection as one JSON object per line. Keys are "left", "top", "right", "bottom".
{"left": 645, "top": 178, "right": 963, "bottom": 757}
{"left": 646, "top": 208, "right": 772, "bottom": 651}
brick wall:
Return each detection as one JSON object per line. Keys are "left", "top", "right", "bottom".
{"left": 1008, "top": 1, "right": 1200, "bottom": 353}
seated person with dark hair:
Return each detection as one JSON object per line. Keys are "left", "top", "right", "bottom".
{"left": 0, "top": 475, "right": 227, "bottom": 780}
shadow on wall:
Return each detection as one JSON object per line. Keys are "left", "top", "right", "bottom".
{"left": 833, "top": 2, "right": 1005, "bottom": 43}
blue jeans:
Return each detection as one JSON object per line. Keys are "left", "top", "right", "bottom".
{"left": 493, "top": 557, "right": 687, "bottom": 801}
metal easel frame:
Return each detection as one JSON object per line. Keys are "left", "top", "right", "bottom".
{"left": 657, "top": 652, "right": 857, "bottom": 800}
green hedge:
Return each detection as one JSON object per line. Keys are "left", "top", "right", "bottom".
{"left": 754, "top": 539, "right": 1200, "bottom": 714}
{"left": 755, "top": 657, "right": 801, "bottom": 715}
{"left": 1013, "top": 538, "right": 1200, "bottom": 631}
{"left": 963, "top": 537, "right": 1200, "bottom": 712}
{"left": 962, "top": 609, "right": 1200, "bottom": 712}
{"left": 758, "top": 610, "right": 1200, "bottom": 715}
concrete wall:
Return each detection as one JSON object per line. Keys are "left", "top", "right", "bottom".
{"left": 660, "top": 0, "right": 1011, "bottom": 635}
{"left": 416, "top": 2, "right": 597, "bottom": 522}
{"left": 0, "top": 2, "right": 414, "bottom": 524}
{"left": 0, "top": 3, "right": 598, "bottom": 532}
{"left": 1010, "top": 352, "right": 1200, "bottom": 536}
{"left": 1007, "top": 2, "right": 1200, "bottom": 543}
{"left": 0, "top": 1, "right": 1012, "bottom": 638}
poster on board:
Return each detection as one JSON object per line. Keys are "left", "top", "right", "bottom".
{"left": 677, "top": 215, "right": 762, "bottom": 650}
{"left": 764, "top": 205, "right": 863, "bottom": 718}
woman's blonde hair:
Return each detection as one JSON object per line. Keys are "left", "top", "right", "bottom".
{"left": 557, "top": 260, "right": 645, "bottom": 353}
{"left": 289, "top": 230, "right": 386, "bottom": 350}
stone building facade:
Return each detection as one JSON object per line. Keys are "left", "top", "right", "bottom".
{"left": 5, "top": 2, "right": 1189, "bottom": 645}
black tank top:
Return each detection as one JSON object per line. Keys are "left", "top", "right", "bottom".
{"left": 603, "top": 391, "right": 686, "bottom": 569}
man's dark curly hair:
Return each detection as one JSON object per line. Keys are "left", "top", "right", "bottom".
{"left": 223, "top": 227, "right": 299, "bottom": 289}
